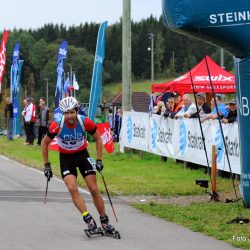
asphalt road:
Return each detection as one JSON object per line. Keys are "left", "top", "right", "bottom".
{"left": 0, "top": 155, "right": 237, "bottom": 250}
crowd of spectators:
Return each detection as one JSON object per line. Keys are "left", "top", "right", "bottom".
{"left": 151, "top": 92, "right": 238, "bottom": 123}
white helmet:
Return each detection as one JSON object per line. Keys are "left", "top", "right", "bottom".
{"left": 59, "top": 97, "right": 78, "bottom": 112}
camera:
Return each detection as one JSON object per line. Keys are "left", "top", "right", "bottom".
{"left": 195, "top": 179, "right": 209, "bottom": 189}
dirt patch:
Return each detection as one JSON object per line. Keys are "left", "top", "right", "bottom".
{"left": 119, "top": 191, "right": 242, "bottom": 207}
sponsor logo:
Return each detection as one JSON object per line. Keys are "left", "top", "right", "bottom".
{"left": 59, "top": 48, "right": 67, "bottom": 57}
{"left": 194, "top": 75, "right": 233, "bottom": 82}
{"left": 151, "top": 119, "right": 158, "bottom": 149}
{"left": 210, "top": 11, "right": 250, "bottom": 26}
{"left": 187, "top": 131, "right": 204, "bottom": 150}
{"left": 127, "top": 116, "right": 133, "bottom": 143}
{"left": 95, "top": 54, "right": 103, "bottom": 64}
{"left": 179, "top": 120, "right": 187, "bottom": 155}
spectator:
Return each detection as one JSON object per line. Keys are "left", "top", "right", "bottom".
{"left": 148, "top": 92, "right": 157, "bottom": 112}
{"left": 107, "top": 108, "right": 113, "bottom": 130}
{"left": 4, "top": 97, "right": 14, "bottom": 141}
{"left": 156, "top": 101, "right": 166, "bottom": 115}
{"left": 187, "top": 92, "right": 211, "bottom": 118}
{"left": 152, "top": 106, "right": 159, "bottom": 114}
{"left": 22, "top": 99, "right": 28, "bottom": 143}
{"left": 114, "top": 108, "right": 122, "bottom": 142}
{"left": 222, "top": 99, "right": 237, "bottom": 124}
{"left": 78, "top": 101, "right": 86, "bottom": 116}
{"left": 201, "top": 95, "right": 229, "bottom": 122}
{"left": 36, "top": 97, "right": 50, "bottom": 146}
{"left": 163, "top": 97, "right": 174, "bottom": 118}
{"left": 23, "top": 97, "right": 36, "bottom": 145}
{"left": 168, "top": 92, "right": 184, "bottom": 119}
{"left": 175, "top": 94, "right": 197, "bottom": 118}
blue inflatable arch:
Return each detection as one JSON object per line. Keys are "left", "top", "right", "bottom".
{"left": 162, "top": 0, "right": 250, "bottom": 207}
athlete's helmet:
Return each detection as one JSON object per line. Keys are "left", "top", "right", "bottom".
{"left": 59, "top": 97, "right": 78, "bottom": 112}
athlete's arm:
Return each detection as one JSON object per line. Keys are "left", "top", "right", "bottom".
{"left": 93, "top": 130, "right": 103, "bottom": 160}
{"left": 41, "top": 135, "right": 52, "bottom": 164}
{"left": 41, "top": 120, "right": 59, "bottom": 164}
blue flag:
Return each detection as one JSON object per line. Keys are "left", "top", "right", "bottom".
{"left": 55, "top": 40, "right": 68, "bottom": 108}
{"left": 88, "top": 21, "right": 108, "bottom": 121}
{"left": 10, "top": 43, "right": 23, "bottom": 136}
{"left": 11, "top": 43, "right": 20, "bottom": 103}
{"left": 64, "top": 75, "right": 71, "bottom": 94}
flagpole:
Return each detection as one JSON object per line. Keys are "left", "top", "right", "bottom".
{"left": 73, "top": 71, "right": 76, "bottom": 98}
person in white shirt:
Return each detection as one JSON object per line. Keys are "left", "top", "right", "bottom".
{"left": 23, "top": 98, "right": 36, "bottom": 145}
{"left": 175, "top": 94, "right": 197, "bottom": 118}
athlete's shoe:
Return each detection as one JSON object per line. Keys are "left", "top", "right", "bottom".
{"left": 100, "top": 215, "right": 115, "bottom": 234}
{"left": 83, "top": 213, "right": 98, "bottom": 231}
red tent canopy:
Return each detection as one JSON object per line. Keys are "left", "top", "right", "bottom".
{"left": 152, "top": 55, "right": 235, "bottom": 93}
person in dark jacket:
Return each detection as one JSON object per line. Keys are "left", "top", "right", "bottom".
{"left": 4, "top": 97, "right": 14, "bottom": 141}
{"left": 222, "top": 99, "right": 237, "bottom": 124}
{"left": 186, "top": 92, "right": 211, "bottom": 118}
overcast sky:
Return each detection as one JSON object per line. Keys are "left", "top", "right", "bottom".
{"left": 1, "top": 0, "right": 162, "bottom": 31}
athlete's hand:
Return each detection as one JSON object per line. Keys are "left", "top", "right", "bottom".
{"left": 95, "top": 159, "right": 104, "bottom": 173}
{"left": 44, "top": 162, "right": 53, "bottom": 181}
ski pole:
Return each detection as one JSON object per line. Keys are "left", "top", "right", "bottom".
{"left": 99, "top": 171, "right": 118, "bottom": 223}
{"left": 44, "top": 176, "right": 49, "bottom": 204}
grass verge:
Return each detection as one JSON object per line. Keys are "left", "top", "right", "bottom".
{"left": 133, "top": 202, "right": 250, "bottom": 249}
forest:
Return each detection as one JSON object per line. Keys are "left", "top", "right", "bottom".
{"left": 0, "top": 15, "right": 234, "bottom": 107}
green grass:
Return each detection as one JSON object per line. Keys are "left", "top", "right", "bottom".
{"left": 133, "top": 202, "right": 250, "bottom": 249}
{"left": 0, "top": 137, "right": 237, "bottom": 196}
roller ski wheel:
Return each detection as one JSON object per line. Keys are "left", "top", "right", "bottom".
{"left": 84, "top": 227, "right": 104, "bottom": 238}
{"left": 103, "top": 230, "right": 121, "bottom": 239}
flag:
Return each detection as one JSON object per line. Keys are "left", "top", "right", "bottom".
{"left": 96, "top": 122, "right": 114, "bottom": 153}
{"left": 73, "top": 73, "right": 79, "bottom": 90}
{"left": 11, "top": 43, "right": 23, "bottom": 136}
{"left": 11, "top": 43, "right": 20, "bottom": 102}
{"left": 88, "top": 21, "right": 108, "bottom": 121}
{"left": 0, "top": 30, "right": 9, "bottom": 92}
{"left": 63, "top": 75, "right": 71, "bottom": 94}
{"left": 55, "top": 40, "right": 68, "bottom": 108}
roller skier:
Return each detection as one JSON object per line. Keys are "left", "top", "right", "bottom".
{"left": 41, "top": 97, "right": 120, "bottom": 238}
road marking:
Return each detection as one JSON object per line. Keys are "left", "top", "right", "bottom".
{"left": 0, "top": 155, "right": 90, "bottom": 195}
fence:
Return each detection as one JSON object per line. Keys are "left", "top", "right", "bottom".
{"left": 119, "top": 111, "right": 240, "bottom": 174}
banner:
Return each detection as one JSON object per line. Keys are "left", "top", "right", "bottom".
{"left": 0, "top": 30, "right": 9, "bottom": 92}
{"left": 55, "top": 40, "right": 68, "bottom": 108}
{"left": 11, "top": 43, "right": 20, "bottom": 112}
{"left": 63, "top": 75, "right": 71, "bottom": 94}
{"left": 120, "top": 112, "right": 241, "bottom": 174}
{"left": 96, "top": 122, "right": 114, "bottom": 153}
{"left": 88, "top": 21, "right": 108, "bottom": 121}
{"left": 10, "top": 43, "right": 23, "bottom": 136}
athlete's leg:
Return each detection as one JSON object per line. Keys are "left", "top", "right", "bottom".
{"left": 84, "top": 174, "right": 106, "bottom": 217}
{"left": 63, "top": 174, "right": 87, "bottom": 213}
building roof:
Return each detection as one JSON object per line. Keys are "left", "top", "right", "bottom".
{"left": 109, "top": 92, "right": 150, "bottom": 112}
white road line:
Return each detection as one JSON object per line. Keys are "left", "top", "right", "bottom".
{"left": 0, "top": 195, "right": 72, "bottom": 200}
{"left": 0, "top": 155, "right": 90, "bottom": 195}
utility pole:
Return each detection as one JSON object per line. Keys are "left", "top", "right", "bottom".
{"left": 172, "top": 51, "right": 175, "bottom": 77}
{"left": 220, "top": 48, "right": 224, "bottom": 69}
{"left": 45, "top": 78, "right": 49, "bottom": 107}
{"left": 148, "top": 33, "right": 155, "bottom": 83}
{"left": 122, "top": 0, "right": 131, "bottom": 111}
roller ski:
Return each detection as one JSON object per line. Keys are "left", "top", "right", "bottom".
{"left": 83, "top": 213, "right": 104, "bottom": 238}
{"left": 100, "top": 215, "right": 121, "bottom": 239}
